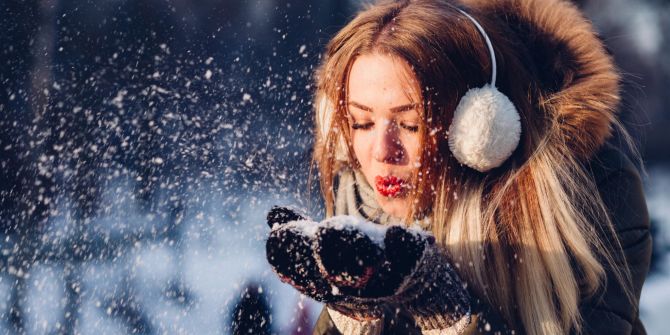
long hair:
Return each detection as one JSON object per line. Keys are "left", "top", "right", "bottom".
{"left": 311, "top": 0, "right": 636, "bottom": 333}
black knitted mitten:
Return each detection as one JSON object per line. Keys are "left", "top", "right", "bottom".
{"left": 265, "top": 206, "right": 338, "bottom": 302}
{"left": 265, "top": 206, "right": 471, "bottom": 331}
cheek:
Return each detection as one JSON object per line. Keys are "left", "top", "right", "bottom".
{"left": 351, "top": 132, "right": 372, "bottom": 168}
{"left": 403, "top": 135, "right": 423, "bottom": 165}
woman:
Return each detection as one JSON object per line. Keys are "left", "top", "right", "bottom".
{"left": 266, "top": 0, "right": 651, "bottom": 333}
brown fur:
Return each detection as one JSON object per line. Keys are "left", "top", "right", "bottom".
{"left": 463, "top": 0, "right": 621, "bottom": 160}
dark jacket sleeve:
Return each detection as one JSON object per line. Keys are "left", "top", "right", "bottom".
{"left": 576, "top": 145, "right": 652, "bottom": 335}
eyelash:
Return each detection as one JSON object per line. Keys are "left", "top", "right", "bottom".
{"left": 402, "top": 124, "right": 420, "bottom": 132}
{"left": 351, "top": 123, "right": 373, "bottom": 130}
{"left": 351, "top": 122, "right": 419, "bottom": 133}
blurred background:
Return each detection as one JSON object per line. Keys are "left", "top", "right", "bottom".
{"left": 0, "top": 0, "right": 668, "bottom": 334}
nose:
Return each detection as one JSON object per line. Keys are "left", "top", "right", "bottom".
{"left": 372, "top": 120, "right": 406, "bottom": 164}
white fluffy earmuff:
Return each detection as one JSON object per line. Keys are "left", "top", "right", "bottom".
{"left": 447, "top": 9, "right": 521, "bottom": 172}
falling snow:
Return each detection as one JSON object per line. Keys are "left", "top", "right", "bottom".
{"left": 0, "top": 0, "right": 333, "bottom": 333}
{"left": 1, "top": 0, "right": 669, "bottom": 334}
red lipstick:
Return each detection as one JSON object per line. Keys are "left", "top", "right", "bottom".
{"left": 375, "top": 175, "right": 407, "bottom": 197}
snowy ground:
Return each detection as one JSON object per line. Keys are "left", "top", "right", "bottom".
{"left": 639, "top": 166, "right": 670, "bottom": 335}
{"left": 640, "top": 255, "right": 670, "bottom": 334}
{"left": 0, "top": 178, "right": 324, "bottom": 334}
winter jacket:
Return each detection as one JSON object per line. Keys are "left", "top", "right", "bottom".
{"left": 312, "top": 142, "right": 651, "bottom": 334}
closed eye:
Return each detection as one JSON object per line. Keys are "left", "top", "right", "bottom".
{"left": 400, "top": 123, "right": 419, "bottom": 132}
{"left": 351, "top": 122, "right": 373, "bottom": 130}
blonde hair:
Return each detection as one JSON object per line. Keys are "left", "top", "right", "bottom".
{"left": 311, "top": 0, "right": 636, "bottom": 333}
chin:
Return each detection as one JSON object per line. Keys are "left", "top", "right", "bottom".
{"left": 377, "top": 196, "right": 409, "bottom": 218}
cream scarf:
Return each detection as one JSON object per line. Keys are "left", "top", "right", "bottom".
{"left": 333, "top": 168, "right": 430, "bottom": 228}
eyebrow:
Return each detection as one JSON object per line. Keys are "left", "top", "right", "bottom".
{"left": 348, "top": 101, "right": 418, "bottom": 113}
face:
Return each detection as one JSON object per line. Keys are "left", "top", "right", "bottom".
{"left": 346, "top": 52, "right": 424, "bottom": 218}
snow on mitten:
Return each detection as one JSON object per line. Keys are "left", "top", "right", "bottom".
{"left": 265, "top": 207, "right": 384, "bottom": 320}
{"left": 266, "top": 205, "right": 308, "bottom": 227}
{"left": 265, "top": 206, "right": 338, "bottom": 302}
{"left": 266, "top": 208, "right": 471, "bottom": 332}
{"left": 314, "top": 216, "right": 472, "bottom": 333}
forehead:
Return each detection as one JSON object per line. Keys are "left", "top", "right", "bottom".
{"left": 347, "top": 52, "right": 421, "bottom": 107}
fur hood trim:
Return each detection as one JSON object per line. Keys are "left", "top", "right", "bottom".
{"left": 464, "top": 0, "right": 621, "bottom": 160}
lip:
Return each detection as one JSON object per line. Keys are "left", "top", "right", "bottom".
{"left": 374, "top": 175, "right": 408, "bottom": 198}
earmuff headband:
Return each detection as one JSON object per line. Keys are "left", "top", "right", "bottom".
{"left": 456, "top": 9, "right": 497, "bottom": 87}
{"left": 447, "top": 7, "right": 522, "bottom": 172}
